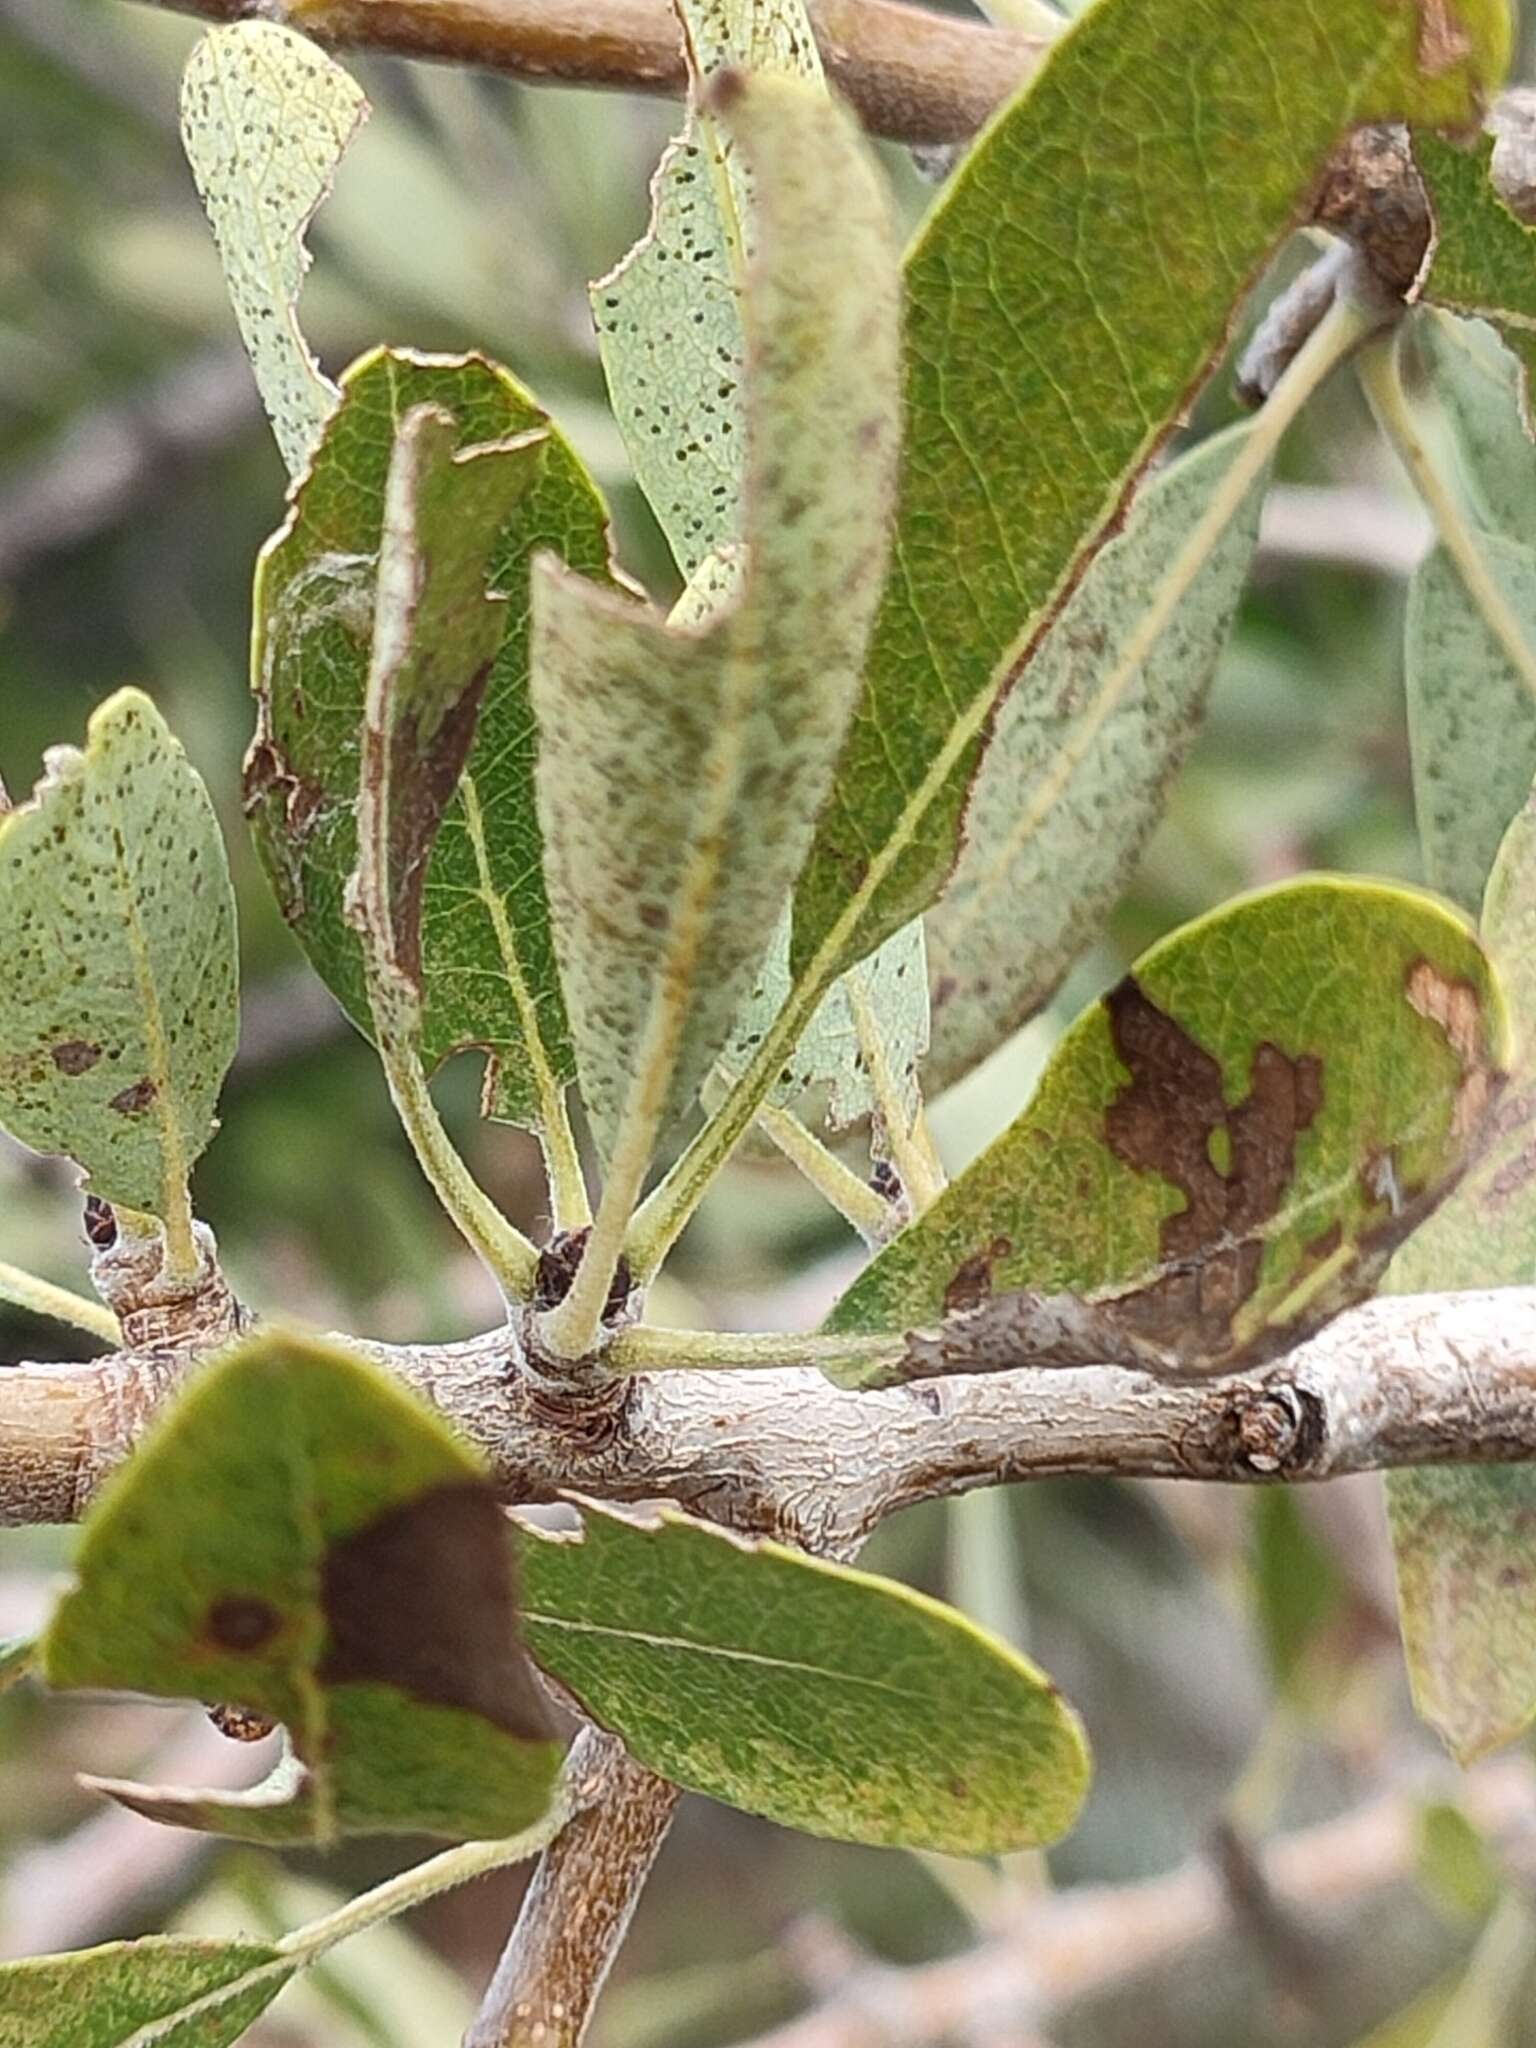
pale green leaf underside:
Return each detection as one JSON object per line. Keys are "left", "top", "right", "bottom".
{"left": 1404, "top": 311, "right": 1536, "bottom": 914}
{"left": 724, "top": 910, "right": 929, "bottom": 1131}
{"left": 247, "top": 348, "right": 613, "bottom": 1130}
{"left": 1388, "top": 796, "right": 1536, "bottom": 1762}
{"left": 1416, "top": 129, "right": 1536, "bottom": 432}
{"left": 829, "top": 879, "right": 1507, "bottom": 1379}
{"left": 43, "top": 1330, "right": 560, "bottom": 1844}
{"left": 792, "top": 0, "right": 1507, "bottom": 990}
{"left": 590, "top": 0, "right": 821, "bottom": 579}
{"left": 0, "top": 688, "right": 238, "bottom": 1233}
{"left": 0, "top": 1937, "right": 292, "bottom": 2048}
{"left": 534, "top": 74, "right": 901, "bottom": 1158}
{"left": 520, "top": 1500, "right": 1089, "bottom": 1854}
{"left": 926, "top": 421, "right": 1265, "bottom": 1093}
{"left": 180, "top": 21, "right": 366, "bottom": 479}
{"left": 1409, "top": 537, "right": 1536, "bottom": 914}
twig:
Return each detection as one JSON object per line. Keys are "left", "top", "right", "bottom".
{"left": 726, "top": 1755, "right": 1536, "bottom": 2048}
{"left": 0, "top": 346, "right": 260, "bottom": 589}
{"left": 465, "top": 1728, "right": 681, "bottom": 2048}
{"left": 9, "top": 1288, "right": 1536, "bottom": 1556}
{"left": 0, "top": 1710, "right": 268, "bottom": 1960}
{"left": 129, "top": 0, "right": 1052, "bottom": 148}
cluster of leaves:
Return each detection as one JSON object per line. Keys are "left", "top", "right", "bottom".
{"left": 5, "top": 0, "right": 1536, "bottom": 2034}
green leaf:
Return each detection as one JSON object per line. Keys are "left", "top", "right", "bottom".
{"left": 0, "top": 689, "right": 238, "bottom": 1272}
{"left": 347, "top": 401, "right": 547, "bottom": 1039}
{"left": 722, "top": 910, "right": 929, "bottom": 1132}
{"left": 0, "top": 1633, "right": 35, "bottom": 1691}
{"left": 926, "top": 422, "right": 1265, "bottom": 1093}
{"left": 791, "top": 0, "right": 1507, "bottom": 989}
{"left": 180, "top": 22, "right": 367, "bottom": 479}
{"left": 42, "top": 1329, "right": 561, "bottom": 1842}
{"left": 1416, "top": 129, "right": 1536, "bottom": 430}
{"left": 532, "top": 71, "right": 900, "bottom": 1159}
{"left": 519, "top": 1500, "right": 1088, "bottom": 1854}
{"left": 246, "top": 347, "right": 613, "bottom": 1131}
{"left": 592, "top": 0, "right": 821, "bottom": 580}
{"left": 827, "top": 877, "right": 1507, "bottom": 1379}
{"left": 1402, "top": 312, "right": 1536, "bottom": 912}
{"left": 0, "top": 1937, "right": 292, "bottom": 2048}
{"left": 1388, "top": 795, "right": 1536, "bottom": 1762}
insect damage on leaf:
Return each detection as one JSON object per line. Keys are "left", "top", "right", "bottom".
{"left": 247, "top": 347, "right": 613, "bottom": 1133}
{"left": 42, "top": 1330, "right": 561, "bottom": 1844}
{"left": 825, "top": 879, "right": 1510, "bottom": 1383}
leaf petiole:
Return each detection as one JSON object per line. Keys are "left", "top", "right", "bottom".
{"left": 629, "top": 283, "right": 1379, "bottom": 1285}
{"left": 0, "top": 1260, "right": 121, "bottom": 1345}
{"left": 278, "top": 1794, "right": 574, "bottom": 1966}
{"left": 1358, "top": 326, "right": 1536, "bottom": 710}
{"left": 751, "top": 1097, "right": 895, "bottom": 1244}
{"left": 609, "top": 1321, "right": 906, "bottom": 1378}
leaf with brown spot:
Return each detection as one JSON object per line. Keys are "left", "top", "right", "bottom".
{"left": 42, "top": 1329, "right": 561, "bottom": 1843}
{"left": 344, "top": 401, "right": 547, "bottom": 1057}
{"left": 826, "top": 878, "right": 1508, "bottom": 1381}
{"left": 1389, "top": 793, "right": 1536, "bottom": 1761}
{"left": 0, "top": 690, "right": 238, "bottom": 1275}
{"left": 533, "top": 73, "right": 900, "bottom": 1161}
{"left": 248, "top": 347, "right": 616, "bottom": 1133}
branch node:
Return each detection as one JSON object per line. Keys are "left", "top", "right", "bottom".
{"left": 88, "top": 1217, "right": 245, "bottom": 1354}
{"left": 1227, "top": 1379, "right": 1327, "bottom": 1478}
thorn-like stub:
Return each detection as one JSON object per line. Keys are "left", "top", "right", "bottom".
{"left": 207, "top": 1702, "right": 278, "bottom": 1743}
{"left": 1230, "top": 1380, "right": 1328, "bottom": 1477}
{"left": 82, "top": 1196, "right": 117, "bottom": 1250}
{"left": 533, "top": 1229, "right": 635, "bottom": 1328}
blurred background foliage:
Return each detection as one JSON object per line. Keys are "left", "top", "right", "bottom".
{"left": 3, "top": 3, "right": 1536, "bottom": 2043}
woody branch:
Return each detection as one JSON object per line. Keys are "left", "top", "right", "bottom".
{"left": 129, "top": 0, "right": 1051, "bottom": 147}
{"left": 4, "top": 1286, "right": 1536, "bottom": 1549}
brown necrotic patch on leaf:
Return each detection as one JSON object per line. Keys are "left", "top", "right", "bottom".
{"left": 319, "top": 1481, "right": 554, "bottom": 1743}
{"left": 379, "top": 659, "right": 492, "bottom": 989}
{"left": 943, "top": 1236, "right": 1012, "bottom": 1318}
{"left": 1417, "top": 0, "right": 1474, "bottom": 75}
{"left": 206, "top": 1595, "right": 283, "bottom": 1654}
{"left": 1101, "top": 978, "right": 1323, "bottom": 1356}
{"left": 108, "top": 1077, "right": 159, "bottom": 1116}
{"left": 1405, "top": 958, "right": 1498, "bottom": 1137}
{"left": 51, "top": 1040, "right": 101, "bottom": 1075}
